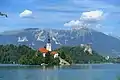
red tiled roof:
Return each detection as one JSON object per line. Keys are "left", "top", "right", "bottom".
{"left": 39, "top": 48, "right": 48, "bottom": 53}
{"left": 50, "top": 51, "right": 57, "bottom": 55}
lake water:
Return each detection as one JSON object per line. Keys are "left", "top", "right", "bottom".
{"left": 0, "top": 64, "right": 120, "bottom": 80}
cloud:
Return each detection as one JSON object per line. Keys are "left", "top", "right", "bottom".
{"left": 80, "top": 10, "right": 104, "bottom": 22}
{"left": 64, "top": 20, "right": 90, "bottom": 29}
{"left": 64, "top": 10, "right": 104, "bottom": 29}
{"left": 64, "top": 20, "right": 81, "bottom": 27}
{"left": 19, "top": 10, "right": 33, "bottom": 18}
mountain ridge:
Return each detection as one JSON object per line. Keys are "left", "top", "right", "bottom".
{"left": 0, "top": 28, "right": 120, "bottom": 57}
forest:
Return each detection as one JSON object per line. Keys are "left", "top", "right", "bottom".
{"left": 0, "top": 44, "right": 117, "bottom": 65}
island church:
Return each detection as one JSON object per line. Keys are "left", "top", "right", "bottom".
{"left": 38, "top": 33, "right": 58, "bottom": 58}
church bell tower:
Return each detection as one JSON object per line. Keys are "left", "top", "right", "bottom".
{"left": 46, "top": 32, "right": 52, "bottom": 51}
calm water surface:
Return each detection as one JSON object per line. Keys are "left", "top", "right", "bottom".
{"left": 0, "top": 64, "right": 120, "bottom": 80}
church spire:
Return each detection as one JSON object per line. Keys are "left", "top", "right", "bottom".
{"left": 47, "top": 32, "right": 51, "bottom": 43}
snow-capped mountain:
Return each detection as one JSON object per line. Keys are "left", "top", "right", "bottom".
{"left": 18, "top": 36, "right": 28, "bottom": 42}
{"left": 0, "top": 28, "right": 120, "bottom": 57}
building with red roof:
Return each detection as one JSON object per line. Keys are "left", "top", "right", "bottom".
{"left": 51, "top": 51, "right": 59, "bottom": 58}
{"left": 38, "top": 32, "right": 58, "bottom": 58}
{"left": 38, "top": 48, "right": 49, "bottom": 57}
{"left": 39, "top": 48, "right": 49, "bottom": 53}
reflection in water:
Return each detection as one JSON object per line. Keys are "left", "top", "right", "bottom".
{"left": 0, "top": 64, "right": 120, "bottom": 80}
{"left": 42, "top": 66, "right": 59, "bottom": 80}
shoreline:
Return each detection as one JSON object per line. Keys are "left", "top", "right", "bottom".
{"left": 0, "top": 62, "right": 116, "bottom": 67}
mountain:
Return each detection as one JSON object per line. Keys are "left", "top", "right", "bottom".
{"left": 0, "top": 28, "right": 120, "bottom": 57}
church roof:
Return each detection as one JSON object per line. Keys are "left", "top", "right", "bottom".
{"left": 39, "top": 48, "right": 48, "bottom": 53}
{"left": 50, "top": 51, "right": 58, "bottom": 55}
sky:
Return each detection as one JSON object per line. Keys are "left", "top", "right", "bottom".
{"left": 0, "top": 0, "right": 120, "bottom": 36}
